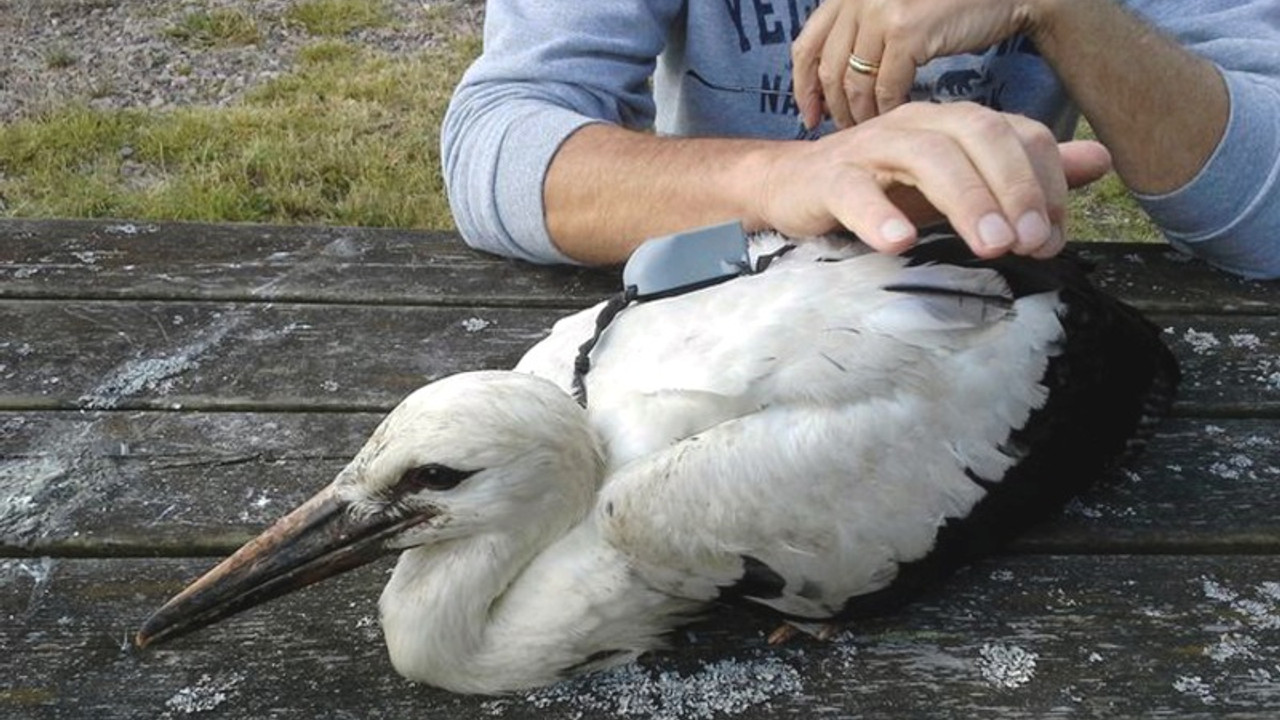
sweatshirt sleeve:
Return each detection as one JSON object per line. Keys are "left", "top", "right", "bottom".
{"left": 1127, "top": 0, "right": 1280, "bottom": 279}
{"left": 441, "top": 1, "right": 685, "bottom": 265}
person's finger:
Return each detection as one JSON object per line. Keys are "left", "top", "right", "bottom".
{"left": 844, "top": 32, "right": 884, "bottom": 124}
{"left": 817, "top": 4, "right": 860, "bottom": 128}
{"left": 975, "top": 112, "right": 1057, "bottom": 255}
{"left": 824, "top": 171, "right": 919, "bottom": 254}
{"left": 873, "top": 41, "right": 914, "bottom": 117}
{"left": 1059, "top": 140, "right": 1113, "bottom": 189}
{"left": 1001, "top": 114, "right": 1071, "bottom": 255}
{"left": 791, "top": 2, "right": 840, "bottom": 130}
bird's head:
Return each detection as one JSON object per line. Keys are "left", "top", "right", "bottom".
{"left": 135, "top": 371, "right": 600, "bottom": 649}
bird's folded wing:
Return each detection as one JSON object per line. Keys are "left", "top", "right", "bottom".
{"left": 593, "top": 392, "right": 1006, "bottom": 619}
{"left": 584, "top": 258, "right": 1068, "bottom": 619}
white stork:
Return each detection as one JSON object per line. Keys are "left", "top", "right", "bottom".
{"left": 135, "top": 232, "right": 1178, "bottom": 695}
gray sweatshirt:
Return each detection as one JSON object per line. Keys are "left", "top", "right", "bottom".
{"left": 442, "top": 0, "right": 1280, "bottom": 279}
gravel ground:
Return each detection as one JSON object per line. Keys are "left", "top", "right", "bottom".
{"left": 0, "top": 0, "right": 482, "bottom": 122}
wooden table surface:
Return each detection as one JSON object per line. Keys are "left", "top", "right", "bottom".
{"left": 2, "top": 219, "right": 1279, "bottom": 719}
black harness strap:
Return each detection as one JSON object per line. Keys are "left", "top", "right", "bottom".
{"left": 572, "top": 285, "right": 638, "bottom": 407}
{"left": 570, "top": 242, "right": 796, "bottom": 408}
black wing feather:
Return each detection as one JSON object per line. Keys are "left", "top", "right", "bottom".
{"left": 835, "top": 235, "right": 1179, "bottom": 620}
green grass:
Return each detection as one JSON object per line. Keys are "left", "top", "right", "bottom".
{"left": 286, "top": 0, "right": 392, "bottom": 37}
{"left": 165, "top": 8, "right": 262, "bottom": 48}
{"left": 297, "top": 39, "right": 361, "bottom": 65}
{"left": 0, "top": 35, "right": 481, "bottom": 228}
{"left": 1067, "top": 172, "right": 1162, "bottom": 243}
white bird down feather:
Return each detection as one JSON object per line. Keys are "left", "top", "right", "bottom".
{"left": 136, "top": 231, "right": 1179, "bottom": 695}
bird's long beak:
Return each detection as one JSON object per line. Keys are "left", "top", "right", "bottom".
{"left": 135, "top": 483, "right": 426, "bottom": 648}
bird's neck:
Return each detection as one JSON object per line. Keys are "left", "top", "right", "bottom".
{"left": 378, "top": 519, "right": 545, "bottom": 689}
{"left": 378, "top": 517, "right": 689, "bottom": 694}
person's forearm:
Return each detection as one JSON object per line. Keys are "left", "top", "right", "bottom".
{"left": 1030, "top": 0, "right": 1227, "bottom": 195}
{"left": 544, "top": 124, "right": 778, "bottom": 265}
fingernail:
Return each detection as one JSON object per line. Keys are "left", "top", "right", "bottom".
{"left": 879, "top": 218, "right": 915, "bottom": 246}
{"left": 977, "top": 213, "right": 1015, "bottom": 249}
{"left": 1015, "top": 210, "right": 1051, "bottom": 249}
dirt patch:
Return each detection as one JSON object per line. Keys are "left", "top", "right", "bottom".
{"left": 0, "top": 0, "right": 482, "bottom": 121}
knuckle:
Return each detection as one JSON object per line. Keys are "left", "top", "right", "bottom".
{"left": 1007, "top": 114, "right": 1058, "bottom": 146}
{"left": 843, "top": 73, "right": 870, "bottom": 97}
{"left": 911, "top": 130, "right": 958, "bottom": 157}
{"left": 1022, "top": 125, "right": 1059, "bottom": 156}
{"left": 955, "top": 181, "right": 999, "bottom": 210}
{"left": 968, "top": 110, "right": 1013, "bottom": 140}
{"left": 882, "top": 8, "right": 911, "bottom": 39}
{"left": 938, "top": 102, "right": 999, "bottom": 134}
{"left": 791, "top": 36, "right": 815, "bottom": 61}
{"left": 890, "top": 100, "right": 929, "bottom": 122}
{"left": 817, "top": 63, "right": 844, "bottom": 89}
{"left": 949, "top": 100, "right": 996, "bottom": 121}
{"left": 874, "top": 83, "right": 902, "bottom": 104}
{"left": 1005, "top": 176, "right": 1049, "bottom": 210}
{"left": 845, "top": 122, "right": 890, "bottom": 148}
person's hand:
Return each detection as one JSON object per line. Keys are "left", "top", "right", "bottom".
{"left": 754, "top": 102, "right": 1110, "bottom": 259}
{"left": 792, "top": 0, "right": 1047, "bottom": 128}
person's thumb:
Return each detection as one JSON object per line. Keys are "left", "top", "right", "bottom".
{"left": 1060, "top": 140, "right": 1113, "bottom": 189}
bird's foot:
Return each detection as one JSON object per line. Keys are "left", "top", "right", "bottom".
{"left": 766, "top": 620, "right": 843, "bottom": 645}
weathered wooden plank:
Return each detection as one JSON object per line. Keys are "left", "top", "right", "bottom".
{"left": 1157, "top": 316, "right": 1280, "bottom": 416}
{"left": 0, "top": 300, "right": 558, "bottom": 412}
{"left": 3, "top": 554, "right": 1278, "bottom": 719}
{"left": 4, "top": 300, "right": 1279, "bottom": 413}
{"left": 1017, "top": 416, "right": 1280, "bottom": 554}
{"left": 0, "top": 410, "right": 376, "bottom": 555}
{"left": 4, "top": 219, "right": 1278, "bottom": 315}
{"left": 1074, "top": 244, "right": 1280, "bottom": 315}
{"left": 0, "top": 219, "right": 617, "bottom": 308}
{"left": 0, "top": 409, "right": 379, "bottom": 459}
{"left": 3, "top": 412, "right": 1277, "bottom": 555}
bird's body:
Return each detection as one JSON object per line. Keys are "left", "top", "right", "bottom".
{"left": 137, "top": 232, "right": 1178, "bottom": 695}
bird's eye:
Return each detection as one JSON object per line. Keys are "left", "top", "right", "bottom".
{"left": 395, "top": 464, "right": 476, "bottom": 494}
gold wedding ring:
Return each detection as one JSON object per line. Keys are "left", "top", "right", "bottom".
{"left": 847, "top": 53, "right": 880, "bottom": 76}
